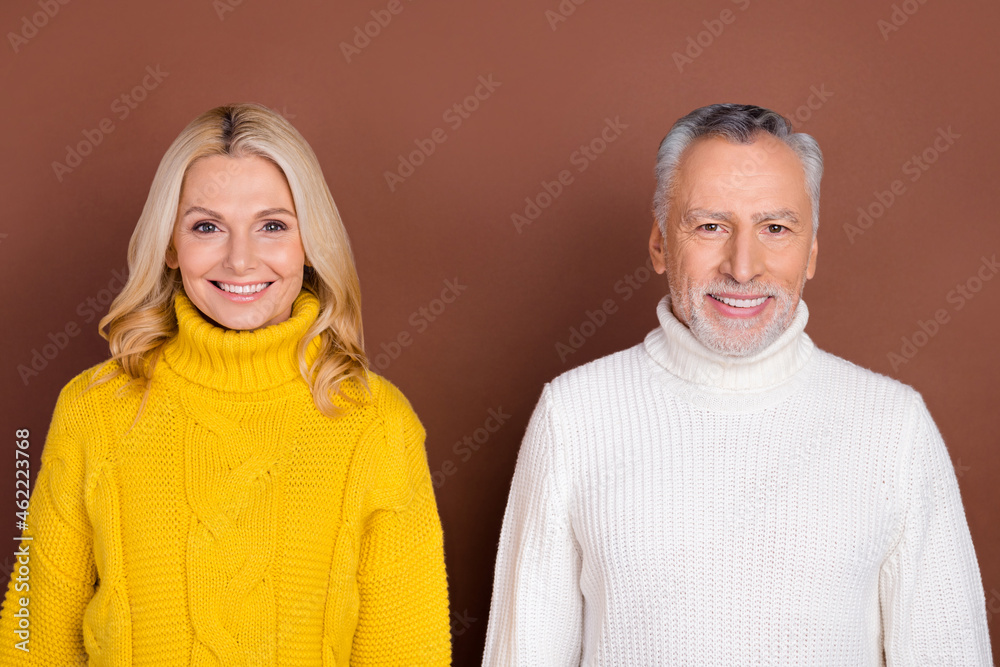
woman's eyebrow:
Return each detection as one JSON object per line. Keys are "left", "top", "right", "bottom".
{"left": 181, "top": 206, "right": 296, "bottom": 219}
{"left": 255, "top": 207, "right": 296, "bottom": 218}
{"left": 182, "top": 205, "right": 223, "bottom": 218}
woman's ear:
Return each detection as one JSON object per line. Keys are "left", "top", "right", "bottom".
{"left": 165, "top": 244, "right": 179, "bottom": 269}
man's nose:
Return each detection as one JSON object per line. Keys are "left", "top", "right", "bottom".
{"left": 718, "top": 227, "right": 765, "bottom": 284}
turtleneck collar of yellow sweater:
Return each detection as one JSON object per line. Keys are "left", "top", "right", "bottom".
{"left": 162, "top": 288, "right": 323, "bottom": 392}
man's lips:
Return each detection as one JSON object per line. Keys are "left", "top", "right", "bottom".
{"left": 710, "top": 292, "right": 769, "bottom": 300}
{"left": 706, "top": 293, "right": 771, "bottom": 316}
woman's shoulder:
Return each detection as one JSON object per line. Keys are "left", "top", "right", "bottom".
{"left": 335, "top": 371, "right": 423, "bottom": 437}
{"left": 40, "top": 360, "right": 135, "bottom": 443}
{"left": 54, "top": 359, "right": 134, "bottom": 412}
{"left": 366, "top": 372, "right": 419, "bottom": 416}
{"left": 334, "top": 371, "right": 415, "bottom": 414}
{"left": 349, "top": 373, "right": 428, "bottom": 499}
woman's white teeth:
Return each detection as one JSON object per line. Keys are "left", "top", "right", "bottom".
{"left": 714, "top": 295, "right": 768, "bottom": 308}
{"left": 216, "top": 281, "right": 270, "bottom": 294}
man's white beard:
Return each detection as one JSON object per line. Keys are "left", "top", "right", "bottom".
{"left": 675, "top": 278, "right": 803, "bottom": 357}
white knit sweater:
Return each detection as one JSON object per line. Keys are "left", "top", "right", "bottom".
{"left": 483, "top": 296, "right": 992, "bottom": 666}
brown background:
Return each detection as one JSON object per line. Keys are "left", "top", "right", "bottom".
{"left": 2, "top": 0, "right": 998, "bottom": 663}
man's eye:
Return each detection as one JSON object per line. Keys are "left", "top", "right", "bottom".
{"left": 193, "top": 221, "right": 218, "bottom": 233}
{"left": 766, "top": 224, "right": 786, "bottom": 234}
{"left": 262, "top": 221, "right": 286, "bottom": 232}
{"left": 701, "top": 223, "right": 720, "bottom": 232}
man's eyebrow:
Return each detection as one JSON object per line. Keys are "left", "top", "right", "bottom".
{"left": 751, "top": 208, "right": 800, "bottom": 225}
{"left": 682, "top": 209, "right": 734, "bottom": 224}
{"left": 181, "top": 206, "right": 296, "bottom": 219}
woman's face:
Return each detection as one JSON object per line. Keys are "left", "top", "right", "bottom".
{"left": 166, "top": 154, "right": 307, "bottom": 330}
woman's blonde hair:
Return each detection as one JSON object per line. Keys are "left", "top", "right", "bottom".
{"left": 93, "top": 102, "right": 368, "bottom": 419}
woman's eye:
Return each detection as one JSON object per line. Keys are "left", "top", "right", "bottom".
{"left": 193, "top": 221, "right": 218, "bottom": 233}
{"left": 262, "top": 221, "right": 286, "bottom": 232}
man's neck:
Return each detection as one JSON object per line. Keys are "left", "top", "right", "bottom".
{"left": 644, "top": 294, "right": 814, "bottom": 391}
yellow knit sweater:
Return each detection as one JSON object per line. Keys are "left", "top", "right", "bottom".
{"left": 0, "top": 289, "right": 451, "bottom": 666}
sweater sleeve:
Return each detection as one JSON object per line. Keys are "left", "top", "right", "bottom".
{"left": 483, "top": 385, "right": 583, "bottom": 666}
{"left": 0, "top": 377, "right": 97, "bottom": 666}
{"left": 878, "top": 394, "right": 992, "bottom": 665}
{"left": 350, "top": 382, "right": 451, "bottom": 666}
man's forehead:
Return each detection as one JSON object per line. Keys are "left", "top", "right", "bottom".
{"left": 670, "top": 136, "right": 810, "bottom": 211}
{"left": 678, "top": 134, "right": 802, "bottom": 175}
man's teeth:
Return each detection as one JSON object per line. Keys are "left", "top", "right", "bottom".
{"left": 713, "top": 295, "right": 768, "bottom": 308}
{"left": 215, "top": 281, "right": 271, "bottom": 294}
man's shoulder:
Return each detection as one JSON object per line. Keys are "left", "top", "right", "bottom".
{"left": 810, "top": 346, "right": 924, "bottom": 408}
{"left": 546, "top": 343, "right": 648, "bottom": 405}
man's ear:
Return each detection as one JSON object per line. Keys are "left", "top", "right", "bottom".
{"left": 806, "top": 233, "right": 818, "bottom": 280}
{"left": 649, "top": 220, "right": 668, "bottom": 275}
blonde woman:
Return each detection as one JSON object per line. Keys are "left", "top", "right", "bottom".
{"left": 0, "top": 103, "right": 451, "bottom": 665}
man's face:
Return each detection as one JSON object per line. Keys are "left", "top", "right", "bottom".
{"left": 649, "top": 134, "right": 818, "bottom": 357}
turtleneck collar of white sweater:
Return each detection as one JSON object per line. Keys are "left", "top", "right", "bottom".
{"left": 643, "top": 295, "right": 815, "bottom": 393}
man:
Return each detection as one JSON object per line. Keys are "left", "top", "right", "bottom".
{"left": 483, "top": 104, "right": 992, "bottom": 665}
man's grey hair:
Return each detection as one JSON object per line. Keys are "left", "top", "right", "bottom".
{"left": 653, "top": 103, "right": 823, "bottom": 236}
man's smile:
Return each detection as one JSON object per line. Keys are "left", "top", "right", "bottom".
{"left": 706, "top": 293, "right": 773, "bottom": 319}
{"left": 708, "top": 294, "right": 769, "bottom": 307}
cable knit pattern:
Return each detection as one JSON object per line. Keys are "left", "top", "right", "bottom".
{"left": 484, "top": 295, "right": 992, "bottom": 666}
{"left": 0, "top": 289, "right": 451, "bottom": 666}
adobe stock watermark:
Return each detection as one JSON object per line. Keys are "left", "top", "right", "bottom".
{"left": 7, "top": 0, "right": 71, "bottom": 54}
{"left": 213, "top": 0, "right": 247, "bottom": 20}
{"left": 554, "top": 256, "right": 655, "bottom": 363}
{"left": 368, "top": 278, "right": 467, "bottom": 373}
{"left": 429, "top": 405, "right": 512, "bottom": 490}
{"left": 193, "top": 154, "right": 243, "bottom": 200}
{"left": 887, "top": 253, "right": 998, "bottom": 372}
{"left": 714, "top": 86, "right": 833, "bottom": 195}
{"left": 786, "top": 84, "right": 834, "bottom": 129}
{"left": 986, "top": 588, "right": 1000, "bottom": 626}
{"left": 842, "top": 126, "right": 959, "bottom": 244}
{"left": 451, "top": 608, "right": 478, "bottom": 638}
{"left": 17, "top": 266, "right": 129, "bottom": 385}
{"left": 408, "top": 404, "right": 511, "bottom": 532}
{"left": 511, "top": 116, "right": 628, "bottom": 234}
{"left": 384, "top": 75, "right": 501, "bottom": 192}
{"left": 51, "top": 65, "right": 170, "bottom": 183}
{"left": 877, "top": 0, "right": 930, "bottom": 41}
{"left": 675, "top": 85, "right": 832, "bottom": 209}
{"left": 340, "top": 0, "right": 417, "bottom": 63}
{"left": 544, "top": 0, "right": 589, "bottom": 30}
{"left": 672, "top": 0, "right": 752, "bottom": 73}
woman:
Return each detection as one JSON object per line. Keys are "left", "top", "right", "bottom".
{"left": 0, "top": 103, "right": 451, "bottom": 665}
